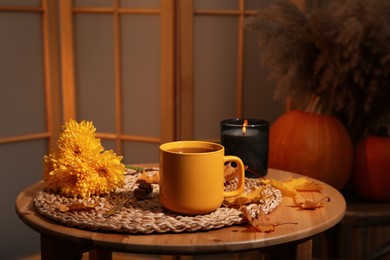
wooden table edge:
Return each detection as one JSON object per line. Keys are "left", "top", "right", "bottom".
{"left": 15, "top": 167, "right": 346, "bottom": 256}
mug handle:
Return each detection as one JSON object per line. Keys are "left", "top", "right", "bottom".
{"left": 223, "top": 156, "right": 245, "bottom": 198}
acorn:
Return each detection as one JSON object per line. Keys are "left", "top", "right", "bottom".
{"left": 134, "top": 180, "right": 153, "bottom": 200}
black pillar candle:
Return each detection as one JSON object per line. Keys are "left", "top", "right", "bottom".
{"left": 221, "top": 118, "right": 269, "bottom": 178}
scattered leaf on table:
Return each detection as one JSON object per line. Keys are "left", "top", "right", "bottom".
{"left": 137, "top": 170, "right": 160, "bottom": 184}
{"left": 283, "top": 177, "right": 323, "bottom": 192}
{"left": 262, "top": 177, "right": 322, "bottom": 197}
{"left": 223, "top": 187, "right": 266, "bottom": 208}
{"left": 261, "top": 178, "right": 297, "bottom": 198}
{"left": 262, "top": 177, "right": 329, "bottom": 210}
{"left": 240, "top": 207, "right": 298, "bottom": 233}
{"left": 294, "top": 196, "right": 330, "bottom": 209}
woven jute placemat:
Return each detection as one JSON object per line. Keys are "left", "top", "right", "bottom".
{"left": 33, "top": 169, "right": 282, "bottom": 234}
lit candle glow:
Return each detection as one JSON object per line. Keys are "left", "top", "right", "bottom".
{"left": 242, "top": 119, "right": 248, "bottom": 135}
{"left": 221, "top": 118, "right": 269, "bottom": 178}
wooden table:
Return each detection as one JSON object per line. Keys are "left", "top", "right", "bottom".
{"left": 15, "top": 167, "right": 346, "bottom": 260}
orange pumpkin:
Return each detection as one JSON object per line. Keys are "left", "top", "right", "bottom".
{"left": 269, "top": 110, "right": 353, "bottom": 190}
{"left": 352, "top": 135, "right": 390, "bottom": 201}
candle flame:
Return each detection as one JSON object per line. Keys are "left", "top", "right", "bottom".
{"left": 242, "top": 119, "right": 248, "bottom": 135}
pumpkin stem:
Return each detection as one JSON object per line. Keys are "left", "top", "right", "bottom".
{"left": 305, "top": 96, "right": 322, "bottom": 114}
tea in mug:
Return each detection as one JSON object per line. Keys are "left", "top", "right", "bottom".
{"left": 167, "top": 147, "right": 218, "bottom": 154}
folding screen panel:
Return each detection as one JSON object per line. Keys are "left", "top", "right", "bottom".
{"left": 177, "top": 0, "right": 285, "bottom": 141}
{"left": 60, "top": 0, "right": 175, "bottom": 164}
{"left": 0, "top": 0, "right": 61, "bottom": 148}
{"left": 0, "top": 1, "right": 61, "bottom": 258}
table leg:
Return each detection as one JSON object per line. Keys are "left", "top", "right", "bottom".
{"left": 89, "top": 249, "right": 112, "bottom": 260}
{"left": 296, "top": 239, "right": 312, "bottom": 260}
{"left": 41, "top": 234, "right": 85, "bottom": 260}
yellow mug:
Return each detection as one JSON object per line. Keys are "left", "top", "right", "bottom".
{"left": 159, "top": 140, "right": 245, "bottom": 215}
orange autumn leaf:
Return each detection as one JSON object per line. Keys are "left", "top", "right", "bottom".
{"left": 262, "top": 177, "right": 329, "bottom": 210}
{"left": 261, "top": 179, "right": 297, "bottom": 198}
{"left": 262, "top": 177, "right": 322, "bottom": 197}
{"left": 240, "top": 207, "right": 297, "bottom": 233}
{"left": 137, "top": 170, "right": 160, "bottom": 184}
{"left": 283, "top": 177, "right": 323, "bottom": 192}
{"left": 223, "top": 187, "right": 266, "bottom": 208}
{"left": 294, "top": 196, "right": 330, "bottom": 209}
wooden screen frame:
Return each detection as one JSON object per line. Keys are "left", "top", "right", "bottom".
{"left": 0, "top": 0, "right": 62, "bottom": 150}
{"left": 59, "top": 0, "right": 175, "bottom": 155}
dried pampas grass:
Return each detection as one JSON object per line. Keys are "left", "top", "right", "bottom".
{"left": 247, "top": 0, "right": 390, "bottom": 142}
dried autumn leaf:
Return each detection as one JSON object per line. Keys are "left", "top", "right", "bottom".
{"left": 58, "top": 204, "right": 69, "bottom": 212}
{"left": 223, "top": 197, "right": 250, "bottom": 208}
{"left": 240, "top": 207, "right": 297, "bottom": 233}
{"left": 137, "top": 170, "right": 160, "bottom": 184}
{"left": 294, "top": 195, "right": 330, "bottom": 210}
{"left": 262, "top": 177, "right": 322, "bottom": 198}
{"left": 262, "top": 177, "right": 329, "bottom": 210}
{"left": 223, "top": 187, "right": 265, "bottom": 207}
{"left": 261, "top": 178, "right": 297, "bottom": 198}
{"left": 283, "top": 177, "right": 322, "bottom": 192}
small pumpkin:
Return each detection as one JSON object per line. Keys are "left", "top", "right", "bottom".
{"left": 352, "top": 135, "right": 390, "bottom": 201}
{"left": 269, "top": 110, "right": 353, "bottom": 190}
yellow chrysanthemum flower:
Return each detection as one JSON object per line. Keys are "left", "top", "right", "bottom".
{"left": 88, "top": 150, "right": 125, "bottom": 195}
{"left": 58, "top": 119, "right": 103, "bottom": 158}
{"left": 43, "top": 119, "right": 126, "bottom": 198}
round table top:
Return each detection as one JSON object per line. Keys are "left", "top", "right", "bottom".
{"left": 15, "top": 166, "right": 346, "bottom": 255}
